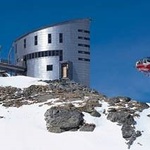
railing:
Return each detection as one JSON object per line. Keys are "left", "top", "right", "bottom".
{"left": 0, "top": 62, "right": 26, "bottom": 73}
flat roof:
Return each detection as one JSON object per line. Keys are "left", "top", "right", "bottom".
{"left": 14, "top": 18, "right": 91, "bottom": 42}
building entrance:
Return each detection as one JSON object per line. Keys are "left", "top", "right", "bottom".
{"left": 61, "top": 61, "right": 72, "bottom": 79}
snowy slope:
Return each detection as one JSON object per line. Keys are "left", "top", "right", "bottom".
{"left": 0, "top": 76, "right": 150, "bottom": 150}
{"left": 0, "top": 76, "right": 47, "bottom": 88}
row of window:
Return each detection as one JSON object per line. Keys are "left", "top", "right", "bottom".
{"left": 19, "top": 31, "right": 90, "bottom": 50}
{"left": 78, "top": 29, "right": 90, "bottom": 33}
{"left": 78, "top": 58, "right": 90, "bottom": 62}
{"left": 23, "top": 50, "right": 63, "bottom": 61}
{"left": 78, "top": 44, "right": 90, "bottom": 48}
{"left": 78, "top": 36, "right": 90, "bottom": 40}
{"left": 78, "top": 51, "right": 90, "bottom": 55}
{"left": 23, "top": 33, "right": 63, "bottom": 48}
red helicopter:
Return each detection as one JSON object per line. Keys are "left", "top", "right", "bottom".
{"left": 136, "top": 57, "right": 150, "bottom": 76}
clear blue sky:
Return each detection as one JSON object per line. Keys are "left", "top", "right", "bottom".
{"left": 0, "top": 0, "right": 150, "bottom": 102}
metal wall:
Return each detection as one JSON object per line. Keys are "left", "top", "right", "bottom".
{"left": 14, "top": 19, "right": 91, "bottom": 86}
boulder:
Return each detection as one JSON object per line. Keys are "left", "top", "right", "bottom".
{"left": 79, "top": 123, "right": 96, "bottom": 132}
{"left": 90, "top": 110, "right": 101, "bottom": 117}
{"left": 44, "top": 106, "right": 84, "bottom": 133}
{"left": 107, "top": 111, "right": 136, "bottom": 125}
{"left": 108, "top": 96, "right": 132, "bottom": 106}
{"left": 121, "top": 124, "right": 135, "bottom": 138}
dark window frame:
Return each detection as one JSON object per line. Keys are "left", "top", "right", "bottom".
{"left": 23, "top": 50, "right": 63, "bottom": 61}
{"left": 78, "top": 58, "right": 90, "bottom": 62}
{"left": 24, "top": 39, "right": 26, "bottom": 48}
{"left": 47, "top": 65, "right": 53, "bottom": 71}
{"left": 59, "top": 33, "right": 63, "bottom": 43}
{"left": 34, "top": 35, "right": 38, "bottom": 45}
{"left": 48, "top": 34, "right": 52, "bottom": 43}
{"left": 78, "top": 51, "right": 90, "bottom": 55}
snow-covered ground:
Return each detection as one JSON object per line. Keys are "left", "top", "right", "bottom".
{"left": 0, "top": 76, "right": 47, "bottom": 88}
{"left": 0, "top": 76, "right": 150, "bottom": 150}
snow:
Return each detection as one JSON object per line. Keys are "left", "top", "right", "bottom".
{"left": 0, "top": 76, "right": 150, "bottom": 150}
{"left": 0, "top": 75, "right": 47, "bottom": 88}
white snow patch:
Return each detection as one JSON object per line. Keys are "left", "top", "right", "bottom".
{"left": 0, "top": 103, "right": 128, "bottom": 150}
{"left": 0, "top": 76, "right": 48, "bottom": 88}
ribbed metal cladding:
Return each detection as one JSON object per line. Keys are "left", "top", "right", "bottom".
{"left": 13, "top": 19, "right": 91, "bottom": 86}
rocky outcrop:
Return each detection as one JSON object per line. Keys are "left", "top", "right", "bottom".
{"left": 107, "top": 110, "right": 136, "bottom": 125}
{"left": 44, "top": 106, "right": 84, "bottom": 133}
{"left": 107, "top": 96, "right": 149, "bottom": 149}
{"left": 0, "top": 79, "right": 149, "bottom": 148}
{"left": 0, "top": 79, "right": 105, "bottom": 107}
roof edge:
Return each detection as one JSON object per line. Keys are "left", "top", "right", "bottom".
{"left": 14, "top": 18, "right": 91, "bottom": 42}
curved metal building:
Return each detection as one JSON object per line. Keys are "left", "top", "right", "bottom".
{"left": 13, "top": 19, "right": 91, "bottom": 86}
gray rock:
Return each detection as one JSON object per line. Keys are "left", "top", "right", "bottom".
{"left": 108, "top": 96, "right": 131, "bottom": 106}
{"left": 121, "top": 124, "right": 135, "bottom": 138}
{"left": 90, "top": 110, "right": 101, "bottom": 117}
{"left": 117, "top": 96, "right": 131, "bottom": 102}
{"left": 126, "top": 130, "right": 142, "bottom": 149}
{"left": 108, "top": 97, "right": 120, "bottom": 104}
{"left": 79, "top": 123, "right": 96, "bottom": 132}
{"left": 137, "top": 102, "right": 149, "bottom": 111}
{"left": 44, "top": 106, "right": 84, "bottom": 133}
{"left": 147, "top": 114, "right": 150, "bottom": 117}
{"left": 107, "top": 111, "right": 136, "bottom": 125}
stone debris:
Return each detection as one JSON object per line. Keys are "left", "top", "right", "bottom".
{"left": 0, "top": 79, "right": 149, "bottom": 149}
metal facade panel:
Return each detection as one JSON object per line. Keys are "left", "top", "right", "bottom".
{"left": 14, "top": 19, "right": 91, "bottom": 86}
{"left": 27, "top": 56, "right": 60, "bottom": 80}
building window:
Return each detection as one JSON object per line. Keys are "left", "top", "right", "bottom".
{"left": 60, "top": 50, "right": 63, "bottom": 61}
{"left": 34, "top": 35, "right": 38, "bottom": 45}
{"left": 78, "top": 43, "right": 83, "bottom": 46}
{"left": 47, "top": 65, "right": 53, "bottom": 71}
{"left": 59, "top": 33, "right": 63, "bottom": 43}
{"left": 48, "top": 34, "right": 52, "bottom": 43}
{"left": 78, "top": 36, "right": 83, "bottom": 39}
{"left": 78, "top": 51, "right": 90, "bottom": 55}
{"left": 24, "top": 50, "right": 63, "bottom": 61}
{"left": 78, "top": 29, "right": 83, "bottom": 32}
{"left": 78, "top": 36, "right": 90, "bottom": 40}
{"left": 84, "top": 30, "right": 90, "bottom": 33}
{"left": 78, "top": 44, "right": 90, "bottom": 48}
{"left": 24, "top": 39, "right": 26, "bottom": 48}
{"left": 15, "top": 44, "right": 17, "bottom": 53}
{"left": 78, "top": 58, "right": 90, "bottom": 62}
{"left": 78, "top": 29, "right": 90, "bottom": 33}
{"left": 84, "top": 37, "right": 90, "bottom": 40}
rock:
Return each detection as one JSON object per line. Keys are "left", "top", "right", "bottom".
{"left": 108, "top": 97, "right": 121, "bottom": 105}
{"left": 147, "top": 114, "right": 150, "bottom": 117}
{"left": 44, "top": 106, "right": 84, "bottom": 133}
{"left": 137, "top": 102, "right": 149, "bottom": 111}
{"left": 117, "top": 96, "right": 131, "bottom": 102}
{"left": 107, "top": 111, "right": 136, "bottom": 125}
{"left": 23, "top": 85, "right": 50, "bottom": 97}
{"left": 78, "top": 99, "right": 101, "bottom": 115}
{"left": 108, "top": 108, "right": 117, "bottom": 112}
{"left": 108, "top": 96, "right": 132, "bottom": 106}
{"left": 0, "top": 116, "right": 4, "bottom": 119}
{"left": 79, "top": 123, "right": 96, "bottom": 132}
{"left": 126, "top": 130, "right": 142, "bottom": 149}
{"left": 121, "top": 124, "right": 135, "bottom": 138}
{"left": 90, "top": 110, "right": 101, "bottom": 117}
